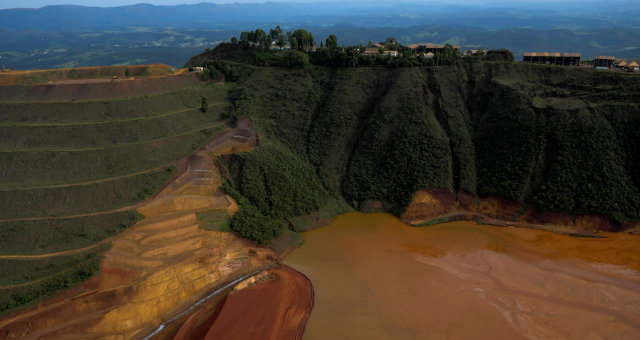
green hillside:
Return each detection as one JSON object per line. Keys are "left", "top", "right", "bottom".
{"left": 2, "top": 48, "right": 640, "bottom": 314}
{"left": 199, "top": 55, "right": 640, "bottom": 243}
{"left": 0, "top": 80, "right": 230, "bottom": 314}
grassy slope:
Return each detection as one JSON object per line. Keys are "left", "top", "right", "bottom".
{"left": 0, "top": 86, "right": 225, "bottom": 123}
{"left": 218, "top": 61, "right": 639, "bottom": 234}
{"left": 0, "top": 78, "right": 231, "bottom": 314}
{"left": 0, "top": 245, "right": 110, "bottom": 315}
{"left": 0, "top": 211, "right": 142, "bottom": 255}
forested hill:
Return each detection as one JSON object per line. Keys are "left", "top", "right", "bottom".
{"left": 200, "top": 54, "right": 640, "bottom": 241}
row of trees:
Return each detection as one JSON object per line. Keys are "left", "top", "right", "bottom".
{"left": 233, "top": 26, "right": 315, "bottom": 51}
{"left": 226, "top": 27, "right": 515, "bottom": 68}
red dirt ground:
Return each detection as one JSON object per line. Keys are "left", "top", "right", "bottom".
{"left": 172, "top": 265, "right": 314, "bottom": 340}
{"left": 0, "top": 117, "right": 277, "bottom": 339}
{"left": 0, "top": 71, "right": 199, "bottom": 103}
{"left": 402, "top": 188, "right": 639, "bottom": 233}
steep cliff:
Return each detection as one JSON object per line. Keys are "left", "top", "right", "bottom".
{"left": 216, "top": 61, "right": 640, "bottom": 234}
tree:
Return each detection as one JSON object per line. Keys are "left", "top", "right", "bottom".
{"left": 485, "top": 49, "right": 514, "bottom": 62}
{"left": 253, "top": 29, "right": 268, "bottom": 48}
{"left": 201, "top": 96, "right": 208, "bottom": 113}
{"left": 292, "top": 29, "right": 313, "bottom": 51}
{"left": 240, "top": 31, "right": 249, "bottom": 43}
{"left": 283, "top": 50, "right": 310, "bottom": 68}
{"left": 325, "top": 34, "right": 338, "bottom": 51}
{"left": 247, "top": 30, "right": 256, "bottom": 43}
{"left": 269, "top": 25, "right": 285, "bottom": 47}
{"left": 439, "top": 44, "right": 458, "bottom": 65}
{"left": 124, "top": 68, "right": 130, "bottom": 78}
{"left": 229, "top": 203, "right": 282, "bottom": 245}
{"left": 291, "top": 37, "right": 299, "bottom": 51}
{"left": 230, "top": 36, "right": 238, "bottom": 44}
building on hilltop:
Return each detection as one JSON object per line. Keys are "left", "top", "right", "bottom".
{"left": 269, "top": 43, "right": 291, "bottom": 51}
{"left": 463, "top": 49, "right": 485, "bottom": 56}
{"left": 594, "top": 56, "right": 615, "bottom": 68}
{"left": 422, "top": 52, "right": 435, "bottom": 59}
{"left": 383, "top": 50, "right": 399, "bottom": 57}
{"left": 522, "top": 52, "right": 581, "bottom": 66}
{"left": 615, "top": 61, "right": 640, "bottom": 71}
{"left": 363, "top": 46, "right": 380, "bottom": 55}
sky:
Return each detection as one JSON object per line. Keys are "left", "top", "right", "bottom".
{"left": 0, "top": 0, "right": 590, "bottom": 10}
{"left": 2, "top": 0, "right": 316, "bottom": 9}
{"left": 0, "top": 0, "right": 206, "bottom": 8}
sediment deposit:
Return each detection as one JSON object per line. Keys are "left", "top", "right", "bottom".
{"left": 172, "top": 265, "right": 313, "bottom": 340}
{"left": 285, "top": 212, "right": 640, "bottom": 339}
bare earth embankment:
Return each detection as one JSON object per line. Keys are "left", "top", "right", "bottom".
{"left": 0, "top": 64, "right": 199, "bottom": 102}
{"left": 0, "top": 118, "right": 281, "bottom": 339}
{"left": 171, "top": 265, "right": 313, "bottom": 340}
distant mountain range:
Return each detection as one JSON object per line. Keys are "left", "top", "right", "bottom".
{"left": 1, "top": 1, "right": 639, "bottom": 69}
{"left": 2, "top": 1, "right": 639, "bottom": 31}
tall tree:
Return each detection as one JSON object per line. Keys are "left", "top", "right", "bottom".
{"left": 201, "top": 96, "right": 208, "bottom": 113}
{"left": 240, "top": 31, "right": 249, "bottom": 43}
{"left": 292, "top": 29, "right": 314, "bottom": 51}
{"left": 325, "top": 34, "right": 338, "bottom": 51}
{"left": 269, "top": 25, "right": 285, "bottom": 47}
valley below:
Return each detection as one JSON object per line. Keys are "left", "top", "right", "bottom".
{"left": 2, "top": 52, "right": 640, "bottom": 339}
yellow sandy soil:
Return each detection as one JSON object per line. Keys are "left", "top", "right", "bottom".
{"left": 0, "top": 118, "right": 276, "bottom": 339}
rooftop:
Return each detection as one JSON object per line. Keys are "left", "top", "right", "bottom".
{"left": 524, "top": 52, "right": 581, "bottom": 57}
{"left": 409, "top": 42, "right": 461, "bottom": 50}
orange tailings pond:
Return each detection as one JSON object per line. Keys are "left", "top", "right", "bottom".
{"left": 284, "top": 212, "right": 640, "bottom": 339}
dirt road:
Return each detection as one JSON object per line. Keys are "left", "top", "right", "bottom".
{"left": 0, "top": 118, "right": 279, "bottom": 339}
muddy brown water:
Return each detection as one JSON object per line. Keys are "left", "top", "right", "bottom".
{"left": 284, "top": 212, "right": 640, "bottom": 339}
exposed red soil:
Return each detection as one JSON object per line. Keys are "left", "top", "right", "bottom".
{"left": 0, "top": 117, "right": 275, "bottom": 339}
{"left": 402, "top": 188, "right": 637, "bottom": 233}
{"left": 0, "top": 72, "right": 200, "bottom": 103}
{"left": 0, "top": 64, "right": 180, "bottom": 85}
{"left": 172, "top": 265, "right": 314, "bottom": 340}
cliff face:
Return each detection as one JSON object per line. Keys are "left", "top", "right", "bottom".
{"left": 223, "top": 62, "right": 640, "bottom": 231}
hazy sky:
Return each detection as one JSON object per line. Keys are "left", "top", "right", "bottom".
{"left": 0, "top": 0, "right": 209, "bottom": 8}
{"left": 3, "top": 0, "right": 331, "bottom": 9}
{"left": 0, "top": 0, "right": 580, "bottom": 10}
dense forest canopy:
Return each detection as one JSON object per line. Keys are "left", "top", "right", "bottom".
{"left": 189, "top": 38, "right": 640, "bottom": 244}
